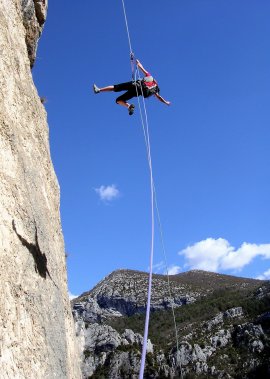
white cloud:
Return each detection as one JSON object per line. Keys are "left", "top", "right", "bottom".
{"left": 167, "top": 265, "right": 181, "bottom": 275}
{"left": 222, "top": 243, "right": 270, "bottom": 270}
{"left": 179, "top": 238, "right": 231, "bottom": 272}
{"left": 179, "top": 238, "right": 270, "bottom": 272}
{"left": 257, "top": 268, "right": 270, "bottom": 280}
{"left": 69, "top": 292, "right": 78, "bottom": 300}
{"left": 95, "top": 184, "right": 120, "bottom": 202}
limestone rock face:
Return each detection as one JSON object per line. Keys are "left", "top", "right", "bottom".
{"left": 74, "top": 317, "right": 151, "bottom": 378}
{"left": 0, "top": 1, "right": 81, "bottom": 378}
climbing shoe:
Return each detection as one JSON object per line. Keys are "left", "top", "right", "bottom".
{"left": 128, "top": 104, "right": 135, "bottom": 116}
{"left": 93, "top": 84, "right": 100, "bottom": 94}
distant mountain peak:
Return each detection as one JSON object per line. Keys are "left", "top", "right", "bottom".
{"left": 73, "top": 269, "right": 264, "bottom": 317}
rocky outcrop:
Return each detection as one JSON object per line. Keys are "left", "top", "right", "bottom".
{"left": 233, "top": 323, "right": 265, "bottom": 353}
{"left": 129, "top": 315, "right": 266, "bottom": 378}
{"left": 74, "top": 270, "right": 264, "bottom": 321}
{"left": 0, "top": 1, "right": 81, "bottom": 378}
{"left": 74, "top": 316, "right": 152, "bottom": 378}
{"left": 21, "top": 0, "right": 48, "bottom": 67}
{"left": 72, "top": 270, "right": 270, "bottom": 378}
{"left": 74, "top": 269, "right": 201, "bottom": 320}
{"left": 74, "top": 304, "right": 268, "bottom": 378}
{"left": 204, "top": 307, "right": 244, "bottom": 331}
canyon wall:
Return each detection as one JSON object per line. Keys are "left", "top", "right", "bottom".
{"left": 0, "top": 1, "right": 81, "bottom": 378}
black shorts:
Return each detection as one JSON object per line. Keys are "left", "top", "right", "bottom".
{"left": 114, "top": 81, "right": 143, "bottom": 103}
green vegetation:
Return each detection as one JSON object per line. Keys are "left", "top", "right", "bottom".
{"left": 116, "top": 343, "right": 140, "bottom": 353}
{"left": 107, "top": 284, "right": 270, "bottom": 352}
{"left": 91, "top": 352, "right": 113, "bottom": 379}
{"left": 86, "top": 281, "right": 269, "bottom": 378}
{"left": 84, "top": 349, "right": 92, "bottom": 359}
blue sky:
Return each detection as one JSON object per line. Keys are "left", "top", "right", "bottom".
{"left": 33, "top": 1, "right": 270, "bottom": 296}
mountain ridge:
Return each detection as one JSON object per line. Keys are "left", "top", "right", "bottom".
{"left": 74, "top": 268, "right": 265, "bottom": 307}
{"left": 72, "top": 269, "right": 269, "bottom": 378}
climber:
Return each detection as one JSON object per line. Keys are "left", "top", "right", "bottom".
{"left": 93, "top": 59, "right": 171, "bottom": 115}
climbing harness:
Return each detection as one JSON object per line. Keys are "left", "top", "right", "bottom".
{"left": 140, "top": 79, "right": 159, "bottom": 98}
{"left": 120, "top": 1, "right": 183, "bottom": 378}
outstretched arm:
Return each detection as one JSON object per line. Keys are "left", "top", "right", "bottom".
{"left": 136, "top": 59, "right": 148, "bottom": 76}
{"left": 155, "top": 93, "right": 171, "bottom": 106}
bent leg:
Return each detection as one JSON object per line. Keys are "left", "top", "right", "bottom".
{"left": 116, "top": 90, "right": 136, "bottom": 108}
{"left": 116, "top": 89, "right": 137, "bottom": 115}
{"left": 116, "top": 99, "right": 130, "bottom": 109}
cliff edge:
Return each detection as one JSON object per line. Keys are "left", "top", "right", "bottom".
{"left": 0, "top": 1, "right": 81, "bottom": 378}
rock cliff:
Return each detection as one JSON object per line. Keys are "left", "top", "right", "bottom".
{"left": 22, "top": 0, "right": 48, "bottom": 67}
{"left": 0, "top": 1, "right": 81, "bottom": 378}
{"left": 72, "top": 270, "right": 270, "bottom": 378}
{"left": 73, "top": 269, "right": 262, "bottom": 318}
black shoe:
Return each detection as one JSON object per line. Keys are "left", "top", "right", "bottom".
{"left": 128, "top": 104, "right": 135, "bottom": 115}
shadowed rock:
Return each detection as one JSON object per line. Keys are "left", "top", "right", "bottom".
{"left": 12, "top": 219, "right": 51, "bottom": 280}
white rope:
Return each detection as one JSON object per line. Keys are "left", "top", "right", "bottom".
{"left": 120, "top": 1, "right": 182, "bottom": 377}
{"left": 121, "top": 0, "right": 133, "bottom": 54}
{"left": 135, "top": 70, "right": 183, "bottom": 379}
{"left": 133, "top": 69, "right": 155, "bottom": 379}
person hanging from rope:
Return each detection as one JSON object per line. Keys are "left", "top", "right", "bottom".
{"left": 93, "top": 59, "right": 170, "bottom": 116}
